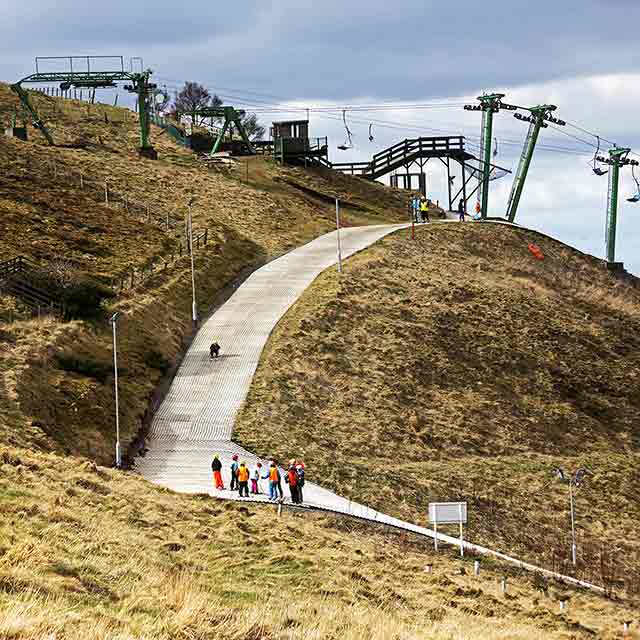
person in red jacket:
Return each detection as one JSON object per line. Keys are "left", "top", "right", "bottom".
{"left": 285, "top": 460, "right": 300, "bottom": 504}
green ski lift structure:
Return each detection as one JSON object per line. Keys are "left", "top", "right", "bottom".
{"left": 184, "top": 106, "right": 255, "bottom": 156}
{"left": 506, "top": 105, "right": 566, "bottom": 223}
{"left": 595, "top": 146, "right": 639, "bottom": 265}
{"left": 11, "top": 56, "right": 158, "bottom": 158}
{"left": 464, "top": 93, "right": 517, "bottom": 219}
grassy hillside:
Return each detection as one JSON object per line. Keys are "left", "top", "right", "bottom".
{"left": 234, "top": 222, "right": 640, "bottom": 595}
{"left": 0, "top": 82, "right": 407, "bottom": 464}
{"left": 0, "top": 444, "right": 637, "bottom": 639}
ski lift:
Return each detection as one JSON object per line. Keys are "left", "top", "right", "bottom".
{"left": 627, "top": 165, "right": 640, "bottom": 203}
{"left": 493, "top": 137, "right": 498, "bottom": 158}
{"left": 337, "top": 110, "right": 353, "bottom": 151}
{"left": 368, "top": 123, "right": 374, "bottom": 142}
{"left": 592, "top": 136, "right": 608, "bottom": 176}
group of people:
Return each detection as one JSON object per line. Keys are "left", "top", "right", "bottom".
{"left": 410, "top": 195, "right": 480, "bottom": 222}
{"left": 211, "top": 454, "right": 306, "bottom": 504}
{"left": 409, "top": 195, "right": 432, "bottom": 223}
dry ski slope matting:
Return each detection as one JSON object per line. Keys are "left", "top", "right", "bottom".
{"left": 136, "top": 223, "right": 601, "bottom": 591}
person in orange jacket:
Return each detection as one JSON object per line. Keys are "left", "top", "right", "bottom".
{"left": 237, "top": 462, "right": 250, "bottom": 497}
{"left": 268, "top": 462, "right": 279, "bottom": 501}
{"left": 211, "top": 454, "right": 224, "bottom": 490}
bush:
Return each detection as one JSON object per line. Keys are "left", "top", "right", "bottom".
{"left": 62, "top": 281, "right": 114, "bottom": 321}
{"left": 143, "top": 350, "right": 171, "bottom": 374}
{"left": 55, "top": 353, "right": 113, "bottom": 383}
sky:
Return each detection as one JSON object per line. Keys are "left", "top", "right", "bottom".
{"left": 2, "top": 0, "right": 640, "bottom": 274}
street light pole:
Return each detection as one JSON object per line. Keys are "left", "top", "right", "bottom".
{"left": 554, "top": 466, "right": 588, "bottom": 567}
{"left": 568, "top": 479, "right": 577, "bottom": 566}
{"left": 187, "top": 199, "right": 197, "bottom": 324}
{"left": 335, "top": 197, "right": 343, "bottom": 273}
{"left": 110, "top": 312, "right": 121, "bottom": 468}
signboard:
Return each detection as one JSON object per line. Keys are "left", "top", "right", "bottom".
{"left": 428, "top": 502, "right": 467, "bottom": 524}
{"left": 428, "top": 501, "right": 468, "bottom": 556}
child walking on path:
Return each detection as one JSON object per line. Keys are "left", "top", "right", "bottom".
{"left": 251, "top": 463, "right": 262, "bottom": 494}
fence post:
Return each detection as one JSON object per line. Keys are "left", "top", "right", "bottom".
{"left": 166, "top": 211, "right": 169, "bottom": 231}
{"left": 80, "top": 172, "right": 84, "bottom": 189}
{"left": 105, "top": 182, "right": 109, "bottom": 205}
{"left": 204, "top": 228, "right": 208, "bottom": 245}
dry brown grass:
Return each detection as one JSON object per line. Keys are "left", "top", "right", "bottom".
{"left": 0, "top": 444, "right": 636, "bottom": 639}
{"left": 234, "top": 222, "right": 640, "bottom": 595}
{"left": 0, "top": 81, "right": 407, "bottom": 464}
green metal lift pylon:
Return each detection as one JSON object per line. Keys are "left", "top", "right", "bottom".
{"left": 506, "top": 105, "right": 566, "bottom": 223}
{"left": 208, "top": 106, "right": 255, "bottom": 155}
{"left": 464, "top": 94, "right": 517, "bottom": 219}
{"left": 596, "top": 147, "right": 639, "bottom": 264}
{"left": 11, "top": 57, "right": 157, "bottom": 156}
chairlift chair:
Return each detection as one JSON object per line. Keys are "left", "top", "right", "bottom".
{"left": 627, "top": 165, "right": 640, "bottom": 203}
{"left": 592, "top": 135, "right": 608, "bottom": 176}
{"left": 368, "top": 123, "right": 374, "bottom": 142}
{"left": 337, "top": 109, "right": 353, "bottom": 151}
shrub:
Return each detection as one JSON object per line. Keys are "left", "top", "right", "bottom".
{"left": 55, "top": 353, "right": 113, "bottom": 383}
{"left": 62, "top": 281, "right": 114, "bottom": 321}
{"left": 143, "top": 350, "right": 171, "bottom": 374}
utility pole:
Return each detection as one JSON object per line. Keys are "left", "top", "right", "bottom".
{"left": 596, "top": 147, "right": 639, "bottom": 264}
{"left": 110, "top": 312, "right": 121, "bottom": 469}
{"left": 506, "top": 105, "right": 566, "bottom": 223}
{"left": 125, "top": 71, "right": 158, "bottom": 159}
{"left": 464, "top": 94, "right": 517, "bottom": 219}
{"left": 187, "top": 197, "right": 198, "bottom": 325}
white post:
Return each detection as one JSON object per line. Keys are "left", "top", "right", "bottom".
{"left": 111, "top": 313, "right": 121, "bottom": 468}
{"left": 459, "top": 503, "right": 464, "bottom": 557}
{"left": 335, "top": 197, "right": 343, "bottom": 273}
{"left": 500, "top": 577, "right": 507, "bottom": 594}
{"left": 187, "top": 203, "right": 197, "bottom": 324}
{"left": 474, "top": 560, "right": 480, "bottom": 576}
{"left": 569, "top": 480, "right": 577, "bottom": 565}
{"left": 433, "top": 507, "right": 438, "bottom": 552}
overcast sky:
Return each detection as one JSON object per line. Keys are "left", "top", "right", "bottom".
{"left": 2, "top": 0, "right": 639, "bottom": 274}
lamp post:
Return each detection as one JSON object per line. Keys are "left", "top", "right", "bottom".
{"left": 110, "top": 312, "right": 121, "bottom": 468}
{"left": 187, "top": 197, "right": 197, "bottom": 324}
{"left": 553, "top": 467, "right": 589, "bottom": 565}
{"left": 335, "top": 197, "right": 343, "bottom": 273}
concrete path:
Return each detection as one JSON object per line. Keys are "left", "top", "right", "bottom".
{"left": 135, "top": 222, "right": 603, "bottom": 593}
{"left": 136, "top": 224, "right": 406, "bottom": 504}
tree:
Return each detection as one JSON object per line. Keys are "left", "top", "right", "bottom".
{"left": 152, "top": 86, "right": 171, "bottom": 114}
{"left": 239, "top": 112, "right": 265, "bottom": 141}
{"left": 172, "top": 82, "right": 222, "bottom": 127}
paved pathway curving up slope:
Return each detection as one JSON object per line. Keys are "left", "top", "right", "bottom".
{"left": 136, "top": 222, "right": 603, "bottom": 593}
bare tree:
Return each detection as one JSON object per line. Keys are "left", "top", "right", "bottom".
{"left": 239, "top": 112, "right": 265, "bottom": 141}
{"left": 173, "top": 82, "right": 222, "bottom": 127}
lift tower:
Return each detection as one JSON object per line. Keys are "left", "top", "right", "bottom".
{"left": 595, "top": 147, "right": 639, "bottom": 265}
{"left": 11, "top": 56, "right": 157, "bottom": 158}
{"left": 464, "top": 94, "right": 517, "bottom": 219}
{"left": 506, "top": 105, "right": 566, "bottom": 223}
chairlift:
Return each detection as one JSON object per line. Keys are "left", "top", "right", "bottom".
{"left": 627, "top": 165, "right": 640, "bottom": 203}
{"left": 337, "top": 110, "right": 353, "bottom": 151}
{"left": 592, "top": 135, "right": 608, "bottom": 176}
{"left": 368, "top": 123, "right": 374, "bottom": 142}
{"left": 493, "top": 137, "right": 498, "bottom": 158}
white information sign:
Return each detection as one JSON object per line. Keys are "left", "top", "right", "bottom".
{"left": 428, "top": 501, "right": 468, "bottom": 557}
{"left": 428, "top": 502, "right": 467, "bottom": 524}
